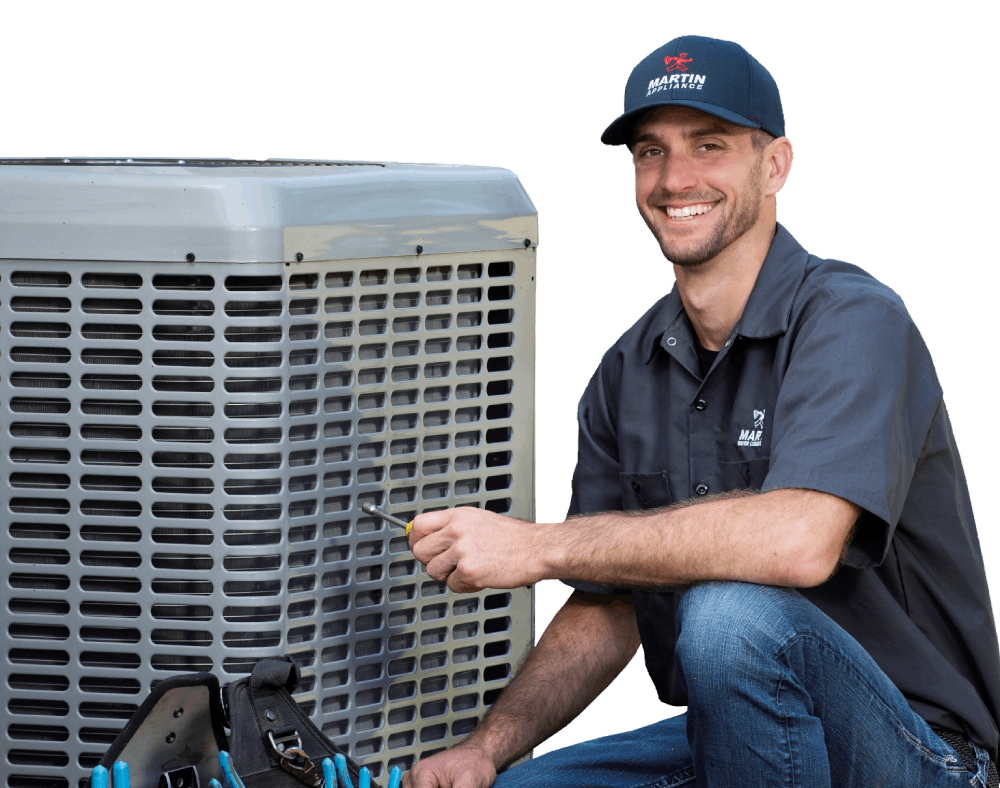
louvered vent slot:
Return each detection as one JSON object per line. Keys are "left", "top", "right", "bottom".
{"left": 10, "top": 423, "right": 71, "bottom": 439}
{"left": 223, "top": 580, "right": 281, "bottom": 597}
{"left": 224, "top": 479, "right": 281, "bottom": 496}
{"left": 11, "top": 322, "right": 71, "bottom": 338}
{"left": 10, "top": 372, "right": 71, "bottom": 389}
{"left": 153, "top": 375, "right": 215, "bottom": 392}
{"left": 79, "top": 652, "right": 140, "bottom": 669}
{"left": 151, "top": 503, "right": 214, "bottom": 520}
{"left": 81, "top": 324, "right": 142, "bottom": 340}
{"left": 225, "top": 402, "right": 281, "bottom": 419}
{"left": 150, "top": 604, "right": 213, "bottom": 621}
{"left": 151, "top": 478, "right": 214, "bottom": 494}
{"left": 150, "top": 554, "right": 213, "bottom": 571}
{"left": 80, "top": 501, "right": 142, "bottom": 517}
{"left": 80, "top": 451, "right": 142, "bottom": 467}
{"left": 151, "top": 629, "right": 213, "bottom": 646}
{"left": 10, "top": 473, "right": 70, "bottom": 489}
{"left": 79, "top": 702, "right": 138, "bottom": 720}
{"left": 152, "top": 427, "right": 214, "bottom": 443}
{"left": 82, "top": 273, "right": 142, "bottom": 289}
{"left": 81, "top": 349, "right": 141, "bottom": 365}
{"left": 223, "top": 529, "right": 281, "bottom": 546}
{"left": 225, "top": 377, "right": 282, "bottom": 393}
{"left": 7, "top": 623, "right": 69, "bottom": 641}
{"left": 10, "top": 398, "right": 71, "bottom": 414}
{"left": 225, "top": 275, "right": 282, "bottom": 291}
{"left": 80, "top": 627, "right": 140, "bottom": 643}
{"left": 80, "top": 400, "right": 142, "bottom": 416}
{"left": 223, "top": 632, "right": 281, "bottom": 649}
{"left": 153, "top": 402, "right": 215, "bottom": 418}
{"left": 79, "top": 602, "right": 141, "bottom": 619}
{"left": 152, "top": 350, "right": 214, "bottom": 367}
{"left": 225, "top": 326, "right": 282, "bottom": 343}
{"left": 223, "top": 605, "right": 281, "bottom": 622}
{"left": 153, "top": 299, "right": 215, "bottom": 316}
{"left": 10, "top": 347, "right": 71, "bottom": 364}
{"left": 79, "top": 476, "right": 142, "bottom": 492}
{"left": 79, "top": 677, "right": 141, "bottom": 694}
{"left": 9, "top": 499, "right": 71, "bottom": 515}
{"left": 223, "top": 554, "right": 281, "bottom": 571}
{"left": 81, "top": 298, "right": 142, "bottom": 314}
{"left": 79, "top": 577, "right": 141, "bottom": 594}
{"left": 79, "top": 526, "right": 141, "bottom": 543}
{"left": 150, "top": 528, "right": 213, "bottom": 545}
{"left": 224, "top": 452, "right": 281, "bottom": 470}
{"left": 8, "top": 523, "right": 70, "bottom": 540}
{"left": 79, "top": 551, "right": 141, "bottom": 568}
{"left": 9, "top": 575, "right": 70, "bottom": 591}
{"left": 150, "top": 654, "right": 212, "bottom": 673}
{"left": 225, "top": 428, "right": 281, "bottom": 444}
{"left": 224, "top": 351, "right": 282, "bottom": 368}
{"left": 152, "top": 452, "right": 214, "bottom": 469}
{"left": 11, "top": 271, "right": 71, "bottom": 287}
{"left": 226, "top": 300, "right": 282, "bottom": 317}
{"left": 151, "top": 580, "right": 213, "bottom": 596}
{"left": 11, "top": 296, "right": 72, "bottom": 313}
{"left": 153, "top": 325, "right": 215, "bottom": 342}
{"left": 153, "top": 274, "right": 214, "bottom": 291}
{"left": 81, "top": 374, "right": 142, "bottom": 390}
{"left": 81, "top": 426, "right": 141, "bottom": 441}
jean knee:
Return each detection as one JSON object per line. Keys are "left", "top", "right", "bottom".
{"left": 675, "top": 582, "right": 804, "bottom": 687}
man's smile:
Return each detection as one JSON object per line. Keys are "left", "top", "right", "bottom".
{"left": 661, "top": 201, "right": 719, "bottom": 220}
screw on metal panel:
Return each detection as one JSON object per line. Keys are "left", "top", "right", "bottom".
{"left": 416, "top": 245, "right": 423, "bottom": 255}
{"left": 296, "top": 252, "right": 304, "bottom": 262}
{"left": 166, "top": 732, "right": 176, "bottom": 744}
{"left": 266, "top": 710, "right": 276, "bottom": 721}
{"left": 173, "top": 707, "right": 184, "bottom": 718}
{"left": 523, "top": 238, "right": 531, "bottom": 248}
{"left": 186, "top": 253, "right": 196, "bottom": 262}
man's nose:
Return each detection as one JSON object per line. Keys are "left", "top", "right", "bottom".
{"left": 660, "top": 152, "right": 698, "bottom": 194}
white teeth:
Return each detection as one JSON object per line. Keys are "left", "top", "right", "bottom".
{"left": 665, "top": 202, "right": 715, "bottom": 219}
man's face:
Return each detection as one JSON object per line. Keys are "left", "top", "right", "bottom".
{"left": 633, "top": 106, "right": 767, "bottom": 267}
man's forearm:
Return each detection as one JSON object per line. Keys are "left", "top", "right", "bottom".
{"left": 460, "top": 590, "right": 640, "bottom": 770}
{"left": 547, "top": 488, "right": 860, "bottom": 590}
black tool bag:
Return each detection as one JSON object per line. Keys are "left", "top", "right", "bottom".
{"left": 225, "top": 657, "right": 364, "bottom": 788}
{"left": 97, "top": 657, "right": 370, "bottom": 788}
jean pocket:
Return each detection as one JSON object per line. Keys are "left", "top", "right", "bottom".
{"left": 619, "top": 471, "right": 673, "bottom": 509}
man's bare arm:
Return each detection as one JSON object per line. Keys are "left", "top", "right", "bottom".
{"left": 469, "top": 590, "right": 640, "bottom": 767}
{"left": 555, "top": 488, "right": 859, "bottom": 589}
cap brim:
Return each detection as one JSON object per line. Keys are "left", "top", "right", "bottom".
{"left": 602, "top": 100, "right": 760, "bottom": 146}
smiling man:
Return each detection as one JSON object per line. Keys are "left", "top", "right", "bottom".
{"left": 401, "top": 36, "right": 1000, "bottom": 788}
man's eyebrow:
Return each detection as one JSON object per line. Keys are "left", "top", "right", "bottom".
{"left": 632, "top": 124, "right": 739, "bottom": 147}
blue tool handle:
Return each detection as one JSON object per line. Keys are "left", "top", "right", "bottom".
{"left": 219, "top": 751, "right": 247, "bottom": 788}
{"left": 90, "top": 765, "right": 109, "bottom": 788}
{"left": 387, "top": 767, "right": 402, "bottom": 788}
{"left": 112, "top": 762, "right": 130, "bottom": 788}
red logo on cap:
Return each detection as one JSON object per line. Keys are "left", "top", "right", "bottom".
{"left": 664, "top": 53, "right": 693, "bottom": 72}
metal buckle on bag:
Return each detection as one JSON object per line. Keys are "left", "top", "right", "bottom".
{"left": 267, "top": 730, "right": 322, "bottom": 787}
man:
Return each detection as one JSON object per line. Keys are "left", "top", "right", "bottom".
{"left": 400, "top": 36, "right": 1000, "bottom": 787}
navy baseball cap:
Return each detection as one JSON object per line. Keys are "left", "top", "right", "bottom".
{"left": 602, "top": 35, "right": 784, "bottom": 146}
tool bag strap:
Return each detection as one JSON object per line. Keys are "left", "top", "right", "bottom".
{"left": 227, "top": 657, "right": 368, "bottom": 788}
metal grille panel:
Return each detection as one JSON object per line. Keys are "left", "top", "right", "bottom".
{"left": 0, "top": 250, "right": 535, "bottom": 786}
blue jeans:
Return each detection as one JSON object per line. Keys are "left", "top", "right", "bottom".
{"left": 493, "top": 582, "right": 992, "bottom": 787}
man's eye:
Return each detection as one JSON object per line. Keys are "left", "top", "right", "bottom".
{"left": 639, "top": 148, "right": 662, "bottom": 158}
{"left": 698, "top": 143, "right": 720, "bottom": 151}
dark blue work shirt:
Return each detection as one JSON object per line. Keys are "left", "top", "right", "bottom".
{"left": 565, "top": 224, "right": 1000, "bottom": 758}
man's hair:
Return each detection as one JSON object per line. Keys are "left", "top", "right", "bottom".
{"left": 628, "top": 119, "right": 777, "bottom": 153}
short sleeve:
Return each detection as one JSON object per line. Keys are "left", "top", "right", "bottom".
{"left": 562, "top": 359, "right": 630, "bottom": 594}
{"left": 761, "top": 289, "right": 942, "bottom": 569}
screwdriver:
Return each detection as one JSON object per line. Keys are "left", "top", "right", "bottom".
{"left": 360, "top": 502, "right": 413, "bottom": 535}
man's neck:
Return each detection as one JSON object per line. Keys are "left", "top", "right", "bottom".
{"left": 674, "top": 215, "right": 777, "bottom": 351}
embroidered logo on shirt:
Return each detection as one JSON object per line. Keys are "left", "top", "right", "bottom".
{"left": 738, "top": 409, "right": 766, "bottom": 447}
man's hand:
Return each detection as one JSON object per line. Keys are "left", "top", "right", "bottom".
{"left": 401, "top": 744, "right": 496, "bottom": 788}
{"left": 408, "top": 508, "right": 553, "bottom": 593}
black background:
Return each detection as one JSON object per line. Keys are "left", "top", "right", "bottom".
{"left": 340, "top": 32, "right": 972, "bottom": 755}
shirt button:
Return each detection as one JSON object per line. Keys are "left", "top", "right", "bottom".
{"left": 695, "top": 484, "right": 709, "bottom": 496}
{"left": 632, "top": 480, "right": 641, "bottom": 493}
{"left": 695, "top": 399, "right": 707, "bottom": 411}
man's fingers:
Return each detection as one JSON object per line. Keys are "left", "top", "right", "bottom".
{"left": 407, "top": 509, "right": 454, "bottom": 548}
{"left": 425, "top": 549, "right": 459, "bottom": 584}
{"left": 411, "top": 527, "right": 455, "bottom": 567}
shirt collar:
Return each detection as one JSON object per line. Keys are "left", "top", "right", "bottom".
{"left": 643, "top": 223, "right": 809, "bottom": 364}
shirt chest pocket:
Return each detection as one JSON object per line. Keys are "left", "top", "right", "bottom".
{"left": 619, "top": 471, "right": 673, "bottom": 510}
{"left": 719, "top": 456, "right": 771, "bottom": 491}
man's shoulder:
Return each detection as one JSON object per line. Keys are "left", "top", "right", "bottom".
{"left": 794, "top": 253, "right": 912, "bottom": 325}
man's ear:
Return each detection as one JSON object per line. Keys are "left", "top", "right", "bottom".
{"left": 764, "top": 137, "right": 793, "bottom": 197}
